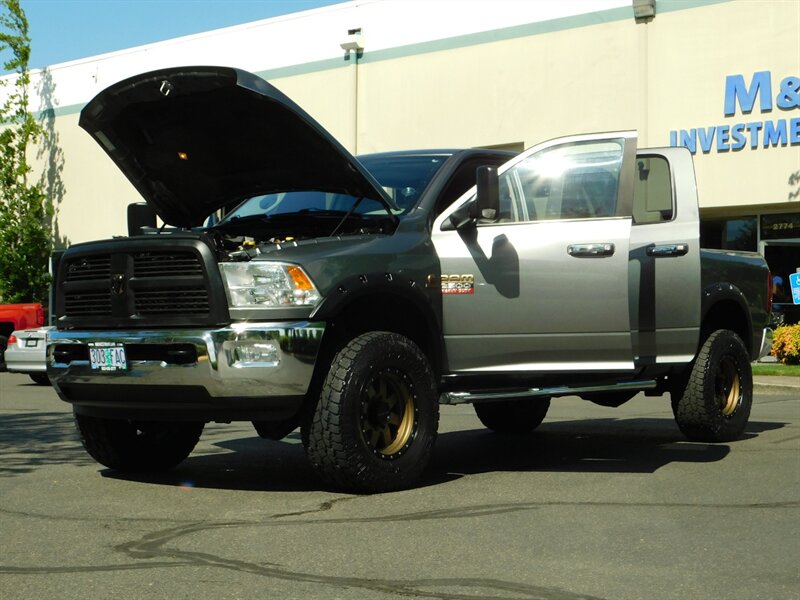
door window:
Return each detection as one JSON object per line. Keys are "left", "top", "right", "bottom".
{"left": 633, "top": 156, "right": 674, "bottom": 224}
{"left": 496, "top": 139, "right": 624, "bottom": 223}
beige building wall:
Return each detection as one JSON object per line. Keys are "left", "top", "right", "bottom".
{"left": 13, "top": 0, "right": 800, "bottom": 246}
{"left": 646, "top": 0, "right": 799, "bottom": 215}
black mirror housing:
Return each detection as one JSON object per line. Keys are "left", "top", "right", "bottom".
{"left": 127, "top": 202, "right": 157, "bottom": 236}
{"left": 476, "top": 165, "right": 499, "bottom": 221}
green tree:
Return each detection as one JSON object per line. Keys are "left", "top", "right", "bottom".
{"left": 0, "top": 0, "right": 52, "bottom": 304}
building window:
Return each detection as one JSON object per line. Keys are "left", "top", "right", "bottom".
{"left": 760, "top": 213, "right": 800, "bottom": 240}
{"left": 700, "top": 217, "right": 757, "bottom": 251}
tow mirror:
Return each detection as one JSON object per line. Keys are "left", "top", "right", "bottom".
{"left": 445, "top": 165, "right": 500, "bottom": 231}
{"left": 127, "top": 202, "right": 157, "bottom": 236}
{"left": 476, "top": 165, "right": 499, "bottom": 221}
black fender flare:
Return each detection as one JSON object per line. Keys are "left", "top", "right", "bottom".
{"left": 310, "top": 271, "right": 445, "bottom": 373}
{"left": 700, "top": 281, "right": 754, "bottom": 351}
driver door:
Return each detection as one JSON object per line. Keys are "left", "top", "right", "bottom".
{"left": 432, "top": 132, "right": 638, "bottom": 373}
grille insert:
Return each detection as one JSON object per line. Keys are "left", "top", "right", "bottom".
{"left": 134, "top": 252, "right": 204, "bottom": 277}
{"left": 60, "top": 248, "right": 212, "bottom": 323}
{"left": 64, "top": 255, "right": 111, "bottom": 282}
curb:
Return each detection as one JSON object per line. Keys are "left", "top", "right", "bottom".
{"left": 754, "top": 381, "right": 799, "bottom": 393}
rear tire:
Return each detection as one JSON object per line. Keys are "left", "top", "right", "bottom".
{"left": 303, "top": 331, "right": 439, "bottom": 493}
{"left": 74, "top": 413, "right": 204, "bottom": 472}
{"left": 671, "top": 329, "right": 753, "bottom": 442}
{"left": 474, "top": 397, "right": 550, "bottom": 433}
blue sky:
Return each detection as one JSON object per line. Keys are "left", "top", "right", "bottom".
{"left": 2, "top": 0, "right": 347, "bottom": 74}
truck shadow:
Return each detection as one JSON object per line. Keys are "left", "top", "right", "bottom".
{"left": 0, "top": 411, "right": 93, "bottom": 476}
{"left": 100, "top": 417, "right": 785, "bottom": 492}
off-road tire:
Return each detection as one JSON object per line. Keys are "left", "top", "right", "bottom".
{"left": 671, "top": 329, "right": 753, "bottom": 442}
{"left": 303, "top": 331, "right": 438, "bottom": 493}
{"left": 74, "top": 413, "right": 204, "bottom": 472}
{"left": 474, "top": 397, "right": 550, "bottom": 433}
{"left": 29, "top": 373, "right": 49, "bottom": 385}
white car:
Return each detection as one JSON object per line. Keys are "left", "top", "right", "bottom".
{"left": 5, "top": 326, "right": 53, "bottom": 385}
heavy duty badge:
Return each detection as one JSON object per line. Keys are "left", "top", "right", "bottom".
{"left": 427, "top": 274, "right": 475, "bottom": 295}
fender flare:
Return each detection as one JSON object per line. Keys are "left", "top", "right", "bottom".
{"left": 310, "top": 271, "right": 444, "bottom": 372}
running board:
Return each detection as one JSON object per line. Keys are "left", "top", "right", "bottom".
{"left": 440, "top": 380, "right": 658, "bottom": 405}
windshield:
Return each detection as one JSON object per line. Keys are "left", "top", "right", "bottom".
{"left": 219, "top": 153, "right": 451, "bottom": 224}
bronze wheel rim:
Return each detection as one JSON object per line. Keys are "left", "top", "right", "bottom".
{"left": 360, "top": 368, "right": 416, "bottom": 458}
{"left": 716, "top": 356, "right": 741, "bottom": 417}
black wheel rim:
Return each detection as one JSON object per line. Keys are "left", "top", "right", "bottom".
{"left": 715, "top": 356, "right": 741, "bottom": 417}
{"left": 359, "top": 368, "right": 417, "bottom": 458}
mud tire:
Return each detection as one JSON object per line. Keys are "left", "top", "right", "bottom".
{"left": 671, "top": 329, "right": 753, "bottom": 442}
{"left": 303, "top": 332, "right": 438, "bottom": 493}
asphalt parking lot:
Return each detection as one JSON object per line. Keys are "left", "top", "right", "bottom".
{"left": 1, "top": 372, "right": 798, "bottom": 600}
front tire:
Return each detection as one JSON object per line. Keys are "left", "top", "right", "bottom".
{"left": 303, "top": 332, "right": 439, "bottom": 493}
{"left": 474, "top": 397, "right": 550, "bottom": 433}
{"left": 671, "top": 329, "right": 753, "bottom": 442}
{"left": 74, "top": 413, "right": 204, "bottom": 472}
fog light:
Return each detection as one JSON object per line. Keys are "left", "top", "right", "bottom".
{"left": 228, "top": 341, "right": 280, "bottom": 368}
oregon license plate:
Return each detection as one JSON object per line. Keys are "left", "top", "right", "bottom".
{"left": 88, "top": 343, "right": 128, "bottom": 371}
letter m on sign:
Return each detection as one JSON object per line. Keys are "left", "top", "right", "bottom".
{"left": 724, "top": 72, "right": 773, "bottom": 117}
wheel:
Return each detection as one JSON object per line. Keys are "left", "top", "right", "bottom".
{"left": 29, "top": 373, "right": 49, "bottom": 385}
{"left": 74, "top": 413, "right": 204, "bottom": 472}
{"left": 473, "top": 397, "right": 550, "bottom": 433}
{"left": 303, "top": 331, "right": 439, "bottom": 493}
{"left": 0, "top": 335, "right": 7, "bottom": 368}
{"left": 671, "top": 329, "right": 753, "bottom": 442}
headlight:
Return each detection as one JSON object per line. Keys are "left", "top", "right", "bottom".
{"left": 219, "top": 262, "right": 321, "bottom": 308}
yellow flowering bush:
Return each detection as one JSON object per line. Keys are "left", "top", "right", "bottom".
{"left": 771, "top": 324, "right": 800, "bottom": 365}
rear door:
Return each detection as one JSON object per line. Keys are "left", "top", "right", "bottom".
{"left": 432, "top": 132, "right": 638, "bottom": 373}
{"left": 629, "top": 147, "right": 701, "bottom": 365}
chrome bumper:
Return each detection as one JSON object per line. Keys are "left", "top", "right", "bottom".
{"left": 47, "top": 321, "right": 324, "bottom": 399}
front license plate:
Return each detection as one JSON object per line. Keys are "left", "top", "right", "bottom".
{"left": 89, "top": 343, "right": 128, "bottom": 371}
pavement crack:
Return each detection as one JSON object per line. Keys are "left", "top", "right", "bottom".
{"left": 270, "top": 495, "right": 355, "bottom": 519}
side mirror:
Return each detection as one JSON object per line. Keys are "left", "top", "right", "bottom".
{"left": 445, "top": 165, "right": 501, "bottom": 231}
{"left": 476, "top": 165, "right": 499, "bottom": 221}
{"left": 127, "top": 202, "right": 157, "bottom": 236}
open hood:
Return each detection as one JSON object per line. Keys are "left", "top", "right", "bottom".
{"left": 79, "top": 66, "right": 393, "bottom": 227}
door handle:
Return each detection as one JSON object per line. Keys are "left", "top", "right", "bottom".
{"left": 646, "top": 243, "right": 689, "bottom": 257}
{"left": 567, "top": 243, "right": 615, "bottom": 257}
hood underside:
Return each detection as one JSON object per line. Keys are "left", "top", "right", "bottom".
{"left": 79, "top": 66, "right": 391, "bottom": 227}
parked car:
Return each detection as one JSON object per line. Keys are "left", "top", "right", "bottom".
{"left": 5, "top": 326, "right": 53, "bottom": 385}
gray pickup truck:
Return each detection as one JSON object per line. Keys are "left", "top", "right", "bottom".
{"left": 48, "top": 67, "right": 771, "bottom": 493}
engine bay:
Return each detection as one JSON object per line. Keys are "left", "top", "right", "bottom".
{"left": 205, "top": 211, "right": 397, "bottom": 260}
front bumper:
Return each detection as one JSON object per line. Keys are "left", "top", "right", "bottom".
{"left": 47, "top": 321, "right": 324, "bottom": 421}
